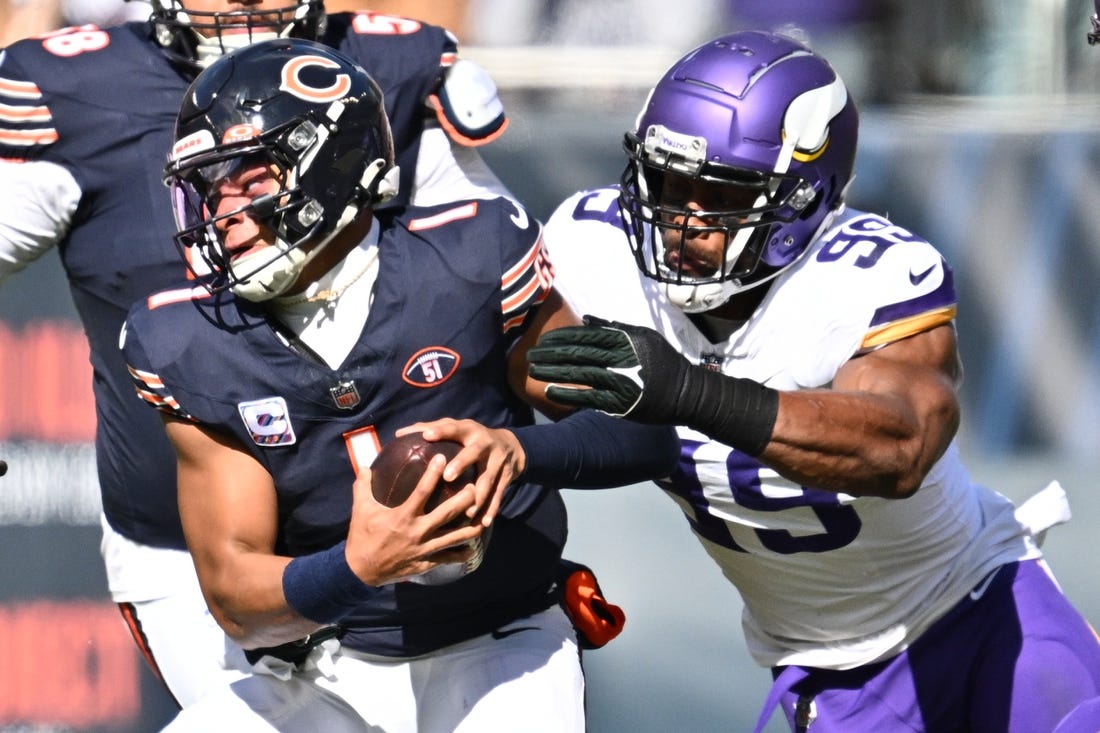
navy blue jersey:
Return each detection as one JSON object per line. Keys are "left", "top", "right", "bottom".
{"left": 122, "top": 198, "right": 565, "bottom": 655}
{"left": 0, "top": 15, "right": 461, "bottom": 549}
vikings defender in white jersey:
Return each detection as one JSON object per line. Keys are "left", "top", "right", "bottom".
{"left": 548, "top": 191, "right": 1036, "bottom": 669}
{"left": 530, "top": 31, "right": 1100, "bottom": 733}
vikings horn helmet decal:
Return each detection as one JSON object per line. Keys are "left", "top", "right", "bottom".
{"left": 619, "top": 31, "right": 858, "bottom": 312}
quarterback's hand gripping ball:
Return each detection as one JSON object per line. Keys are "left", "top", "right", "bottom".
{"left": 370, "top": 433, "right": 474, "bottom": 524}
{"left": 369, "top": 432, "right": 489, "bottom": 584}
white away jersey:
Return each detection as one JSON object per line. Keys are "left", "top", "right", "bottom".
{"left": 544, "top": 187, "right": 1038, "bottom": 670}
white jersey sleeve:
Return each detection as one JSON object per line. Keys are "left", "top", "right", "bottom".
{"left": 545, "top": 190, "right": 1039, "bottom": 670}
{"left": 0, "top": 159, "right": 80, "bottom": 282}
{"left": 409, "top": 126, "right": 512, "bottom": 207}
{"left": 543, "top": 187, "right": 658, "bottom": 319}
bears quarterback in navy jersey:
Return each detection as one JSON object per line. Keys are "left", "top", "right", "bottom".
{"left": 125, "top": 196, "right": 566, "bottom": 656}
{"left": 121, "top": 39, "right": 676, "bottom": 731}
{"left": 0, "top": 0, "right": 513, "bottom": 708}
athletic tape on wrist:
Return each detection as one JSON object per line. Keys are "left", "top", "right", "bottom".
{"left": 687, "top": 366, "right": 779, "bottom": 456}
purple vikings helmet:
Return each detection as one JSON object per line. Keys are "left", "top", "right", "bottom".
{"left": 619, "top": 31, "right": 858, "bottom": 312}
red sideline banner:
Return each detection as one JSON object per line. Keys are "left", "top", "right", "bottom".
{"left": 0, "top": 601, "right": 139, "bottom": 728}
{"left": 0, "top": 321, "right": 95, "bottom": 442}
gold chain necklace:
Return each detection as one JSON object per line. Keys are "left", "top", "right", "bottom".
{"left": 276, "top": 245, "right": 379, "bottom": 307}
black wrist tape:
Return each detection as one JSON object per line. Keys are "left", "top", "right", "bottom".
{"left": 679, "top": 365, "right": 779, "bottom": 456}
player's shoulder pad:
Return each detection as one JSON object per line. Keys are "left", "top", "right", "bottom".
{"left": 812, "top": 209, "right": 950, "bottom": 287}
{"left": 401, "top": 196, "right": 536, "bottom": 237}
{"left": 0, "top": 23, "right": 155, "bottom": 157}
{"left": 324, "top": 10, "right": 496, "bottom": 142}
{"left": 396, "top": 197, "right": 541, "bottom": 279}
{"left": 429, "top": 58, "right": 507, "bottom": 146}
{"left": 548, "top": 186, "right": 621, "bottom": 224}
{"left": 1, "top": 22, "right": 146, "bottom": 72}
{"left": 122, "top": 284, "right": 219, "bottom": 361}
{"left": 543, "top": 187, "right": 625, "bottom": 251}
{"left": 809, "top": 210, "right": 957, "bottom": 350}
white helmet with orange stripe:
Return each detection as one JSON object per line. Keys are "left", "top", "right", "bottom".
{"left": 163, "top": 37, "right": 397, "bottom": 301}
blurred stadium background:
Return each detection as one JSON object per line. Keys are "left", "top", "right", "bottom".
{"left": 2, "top": 0, "right": 1100, "bottom": 730}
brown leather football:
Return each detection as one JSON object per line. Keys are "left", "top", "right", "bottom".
{"left": 369, "top": 433, "right": 475, "bottom": 521}
{"left": 369, "top": 432, "right": 487, "bottom": 585}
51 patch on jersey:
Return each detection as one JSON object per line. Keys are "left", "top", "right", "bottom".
{"left": 402, "top": 346, "right": 460, "bottom": 387}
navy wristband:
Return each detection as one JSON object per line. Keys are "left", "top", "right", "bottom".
{"left": 282, "top": 541, "right": 375, "bottom": 624}
{"left": 513, "top": 410, "right": 679, "bottom": 488}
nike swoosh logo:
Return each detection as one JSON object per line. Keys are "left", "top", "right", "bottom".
{"left": 969, "top": 569, "right": 1000, "bottom": 601}
{"left": 508, "top": 200, "right": 530, "bottom": 230}
{"left": 909, "top": 263, "right": 937, "bottom": 286}
{"left": 491, "top": 625, "right": 539, "bottom": 640}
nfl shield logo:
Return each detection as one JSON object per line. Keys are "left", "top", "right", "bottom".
{"left": 700, "top": 354, "right": 723, "bottom": 372}
{"left": 330, "top": 380, "right": 360, "bottom": 409}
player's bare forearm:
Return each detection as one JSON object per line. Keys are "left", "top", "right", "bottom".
{"left": 762, "top": 327, "right": 960, "bottom": 499}
{"left": 199, "top": 550, "right": 325, "bottom": 649}
{"left": 511, "top": 287, "right": 582, "bottom": 421}
{"left": 164, "top": 416, "right": 327, "bottom": 648}
{"left": 763, "top": 383, "right": 957, "bottom": 498}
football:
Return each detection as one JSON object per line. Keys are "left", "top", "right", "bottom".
{"left": 369, "top": 432, "right": 488, "bottom": 585}
{"left": 369, "top": 432, "right": 475, "bottom": 521}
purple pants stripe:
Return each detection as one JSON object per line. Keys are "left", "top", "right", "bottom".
{"left": 763, "top": 559, "right": 1100, "bottom": 732}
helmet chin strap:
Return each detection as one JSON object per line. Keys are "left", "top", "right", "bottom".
{"left": 229, "top": 229, "right": 320, "bottom": 302}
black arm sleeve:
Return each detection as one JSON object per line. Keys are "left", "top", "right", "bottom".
{"left": 512, "top": 410, "right": 680, "bottom": 489}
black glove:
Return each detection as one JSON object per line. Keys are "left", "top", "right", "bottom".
{"left": 527, "top": 315, "right": 693, "bottom": 423}
{"left": 528, "top": 315, "right": 779, "bottom": 455}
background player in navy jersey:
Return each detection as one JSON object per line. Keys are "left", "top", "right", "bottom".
{"left": 121, "top": 39, "right": 677, "bottom": 731}
{"left": 0, "top": 0, "right": 520, "bottom": 708}
{"left": 527, "top": 30, "right": 1100, "bottom": 733}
